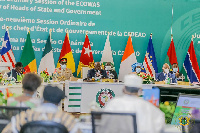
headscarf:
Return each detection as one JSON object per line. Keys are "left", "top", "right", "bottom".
{"left": 131, "top": 62, "right": 143, "bottom": 72}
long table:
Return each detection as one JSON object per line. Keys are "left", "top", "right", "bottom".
{"left": 65, "top": 82, "right": 200, "bottom": 113}
{"left": 155, "top": 84, "right": 200, "bottom": 102}
{"left": 64, "top": 81, "right": 152, "bottom": 113}
{"left": 0, "top": 82, "right": 64, "bottom": 98}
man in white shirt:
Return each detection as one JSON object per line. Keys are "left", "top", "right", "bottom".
{"left": 98, "top": 74, "right": 165, "bottom": 133}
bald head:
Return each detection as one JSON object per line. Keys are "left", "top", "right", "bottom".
{"left": 162, "top": 63, "right": 170, "bottom": 73}
{"left": 163, "top": 63, "right": 170, "bottom": 69}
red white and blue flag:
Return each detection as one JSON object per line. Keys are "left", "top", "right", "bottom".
{"left": 142, "top": 35, "right": 158, "bottom": 78}
{"left": 1, "top": 30, "right": 16, "bottom": 69}
{"left": 183, "top": 40, "right": 200, "bottom": 83}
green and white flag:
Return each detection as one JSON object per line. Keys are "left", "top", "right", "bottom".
{"left": 38, "top": 35, "right": 55, "bottom": 74}
{"left": 101, "top": 34, "right": 114, "bottom": 65}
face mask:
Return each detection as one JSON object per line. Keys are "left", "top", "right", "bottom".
{"left": 136, "top": 68, "right": 141, "bottom": 73}
{"left": 61, "top": 64, "right": 66, "bottom": 69}
{"left": 173, "top": 68, "right": 178, "bottom": 73}
{"left": 164, "top": 68, "right": 169, "bottom": 73}
{"left": 105, "top": 66, "right": 111, "bottom": 70}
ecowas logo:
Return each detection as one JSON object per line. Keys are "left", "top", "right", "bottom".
{"left": 96, "top": 88, "right": 115, "bottom": 108}
{"left": 173, "top": 112, "right": 195, "bottom": 132}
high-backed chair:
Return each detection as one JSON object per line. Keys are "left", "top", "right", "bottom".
{"left": 0, "top": 106, "right": 29, "bottom": 132}
{"left": 20, "top": 121, "right": 69, "bottom": 133}
{"left": 91, "top": 111, "right": 137, "bottom": 133}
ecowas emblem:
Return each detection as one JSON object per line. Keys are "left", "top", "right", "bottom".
{"left": 173, "top": 112, "right": 195, "bottom": 132}
{"left": 96, "top": 88, "right": 115, "bottom": 108}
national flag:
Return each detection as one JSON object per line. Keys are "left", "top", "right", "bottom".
{"left": 118, "top": 36, "right": 137, "bottom": 82}
{"left": 20, "top": 32, "right": 37, "bottom": 73}
{"left": 77, "top": 35, "right": 94, "bottom": 77}
{"left": 1, "top": 30, "right": 16, "bottom": 69}
{"left": 142, "top": 34, "right": 158, "bottom": 78}
{"left": 182, "top": 39, "right": 200, "bottom": 83}
{"left": 56, "top": 32, "right": 75, "bottom": 73}
{"left": 38, "top": 35, "right": 55, "bottom": 74}
{"left": 164, "top": 36, "right": 178, "bottom": 66}
{"left": 180, "top": 66, "right": 189, "bottom": 82}
{"left": 101, "top": 34, "right": 114, "bottom": 65}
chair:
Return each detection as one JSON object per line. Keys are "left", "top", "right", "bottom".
{"left": 0, "top": 106, "right": 29, "bottom": 132}
{"left": 91, "top": 111, "right": 137, "bottom": 133}
{"left": 20, "top": 121, "right": 69, "bottom": 133}
{"left": 0, "top": 106, "right": 29, "bottom": 120}
{"left": 82, "top": 67, "right": 91, "bottom": 79}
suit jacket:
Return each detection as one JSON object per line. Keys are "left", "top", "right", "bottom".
{"left": 7, "top": 69, "right": 22, "bottom": 81}
{"left": 169, "top": 71, "right": 184, "bottom": 81}
{"left": 87, "top": 69, "right": 108, "bottom": 79}
{"left": 106, "top": 70, "right": 118, "bottom": 79}
{"left": 156, "top": 72, "right": 176, "bottom": 83}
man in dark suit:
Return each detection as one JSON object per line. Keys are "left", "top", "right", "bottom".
{"left": 156, "top": 63, "right": 176, "bottom": 83}
{"left": 87, "top": 62, "right": 107, "bottom": 80}
{"left": 104, "top": 62, "right": 118, "bottom": 79}
{"left": 7, "top": 62, "right": 24, "bottom": 81}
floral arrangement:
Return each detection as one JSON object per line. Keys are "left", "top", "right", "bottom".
{"left": 137, "top": 73, "right": 155, "bottom": 84}
{"left": 40, "top": 70, "right": 51, "bottom": 83}
{"left": 0, "top": 73, "right": 3, "bottom": 84}
{"left": 0, "top": 90, "right": 6, "bottom": 105}
{"left": 0, "top": 89, "right": 15, "bottom": 105}
{"left": 160, "top": 101, "right": 176, "bottom": 124}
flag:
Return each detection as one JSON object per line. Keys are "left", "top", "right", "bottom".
{"left": 180, "top": 66, "right": 189, "bottom": 82}
{"left": 182, "top": 40, "right": 200, "bottom": 83}
{"left": 1, "top": 30, "right": 16, "bottom": 69}
{"left": 101, "top": 34, "right": 114, "bottom": 65}
{"left": 38, "top": 35, "right": 55, "bottom": 74}
{"left": 142, "top": 35, "right": 158, "bottom": 78}
{"left": 164, "top": 38, "right": 178, "bottom": 66}
{"left": 118, "top": 36, "right": 137, "bottom": 82}
{"left": 57, "top": 32, "right": 75, "bottom": 73}
{"left": 20, "top": 32, "right": 37, "bottom": 73}
{"left": 77, "top": 35, "right": 94, "bottom": 77}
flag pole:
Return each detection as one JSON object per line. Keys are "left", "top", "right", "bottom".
{"left": 150, "top": 33, "right": 153, "bottom": 39}
{"left": 6, "top": 26, "right": 10, "bottom": 38}
{"left": 86, "top": 31, "right": 88, "bottom": 37}
{"left": 27, "top": 27, "right": 29, "bottom": 34}
{"left": 171, "top": 4, "right": 173, "bottom": 35}
{"left": 192, "top": 35, "right": 194, "bottom": 41}
{"left": 171, "top": 34, "right": 173, "bottom": 41}
{"left": 67, "top": 29, "right": 70, "bottom": 41}
{"left": 49, "top": 29, "right": 52, "bottom": 41}
{"left": 6, "top": 26, "right": 9, "bottom": 31}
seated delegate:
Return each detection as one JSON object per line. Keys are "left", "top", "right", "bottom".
{"left": 156, "top": 63, "right": 176, "bottom": 83}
